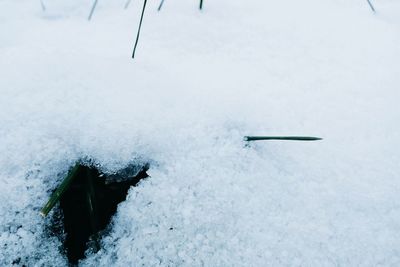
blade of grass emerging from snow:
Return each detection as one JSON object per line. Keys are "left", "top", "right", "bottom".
{"left": 244, "top": 136, "right": 322, "bottom": 141}
{"left": 85, "top": 168, "right": 100, "bottom": 251}
{"left": 366, "top": 0, "right": 376, "bottom": 13}
{"left": 124, "top": 0, "right": 132, "bottom": 10}
{"left": 88, "top": 0, "right": 98, "bottom": 21}
{"left": 158, "top": 0, "right": 165, "bottom": 11}
{"left": 132, "top": 0, "right": 148, "bottom": 58}
{"left": 40, "top": 0, "right": 46, "bottom": 11}
{"left": 40, "top": 164, "right": 81, "bottom": 217}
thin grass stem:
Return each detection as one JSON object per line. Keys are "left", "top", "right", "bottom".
{"left": 158, "top": 0, "right": 165, "bottom": 11}
{"left": 40, "top": 0, "right": 46, "bottom": 11}
{"left": 366, "top": 0, "right": 375, "bottom": 13}
{"left": 88, "top": 0, "right": 98, "bottom": 21}
{"left": 132, "top": 0, "right": 148, "bottom": 58}
{"left": 244, "top": 136, "right": 322, "bottom": 141}
{"left": 124, "top": 0, "right": 132, "bottom": 10}
{"left": 86, "top": 168, "right": 100, "bottom": 250}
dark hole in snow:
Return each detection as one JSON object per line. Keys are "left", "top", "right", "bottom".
{"left": 52, "top": 163, "right": 149, "bottom": 264}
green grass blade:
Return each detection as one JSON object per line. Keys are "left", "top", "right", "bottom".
{"left": 158, "top": 0, "right": 165, "bottom": 11}
{"left": 40, "top": 164, "right": 81, "bottom": 217}
{"left": 88, "top": 0, "right": 98, "bottom": 21}
{"left": 132, "top": 0, "right": 148, "bottom": 58}
{"left": 366, "top": 0, "right": 375, "bottom": 12}
{"left": 244, "top": 136, "right": 322, "bottom": 141}
{"left": 124, "top": 0, "right": 132, "bottom": 10}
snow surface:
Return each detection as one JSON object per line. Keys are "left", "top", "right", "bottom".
{"left": 1, "top": 0, "right": 400, "bottom": 266}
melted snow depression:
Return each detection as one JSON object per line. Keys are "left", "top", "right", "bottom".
{"left": 0, "top": 0, "right": 400, "bottom": 266}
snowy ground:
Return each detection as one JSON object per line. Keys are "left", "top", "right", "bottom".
{"left": 1, "top": 0, "right": 400, "bottom": 266}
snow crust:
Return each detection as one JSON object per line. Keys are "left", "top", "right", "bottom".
{"left": 1, "top": 0, "right": 400, "bottom": 266}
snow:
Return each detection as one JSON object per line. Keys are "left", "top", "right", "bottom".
{"left": 1, "top": 0, "right": 400, "bottom": 266}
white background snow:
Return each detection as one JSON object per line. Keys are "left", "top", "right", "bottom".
{"left": 1, "top": 0, "right": 400, "bottom": 266}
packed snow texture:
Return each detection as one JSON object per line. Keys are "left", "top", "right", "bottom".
{"left": 1, "top": 0, "right": 400, "bottom": 266}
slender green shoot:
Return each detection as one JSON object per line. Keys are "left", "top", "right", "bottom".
{"left": 40, "top": 164, "right": 81, "bottom": 217}
{"left": 85, "top": 168, "right": 100, "bottom": 250}
{"left": 40, "top": 0, "right": 46, "bottom": 11}
{"left": 132, "top": 0, "right": 148, "bottom": 58}
{"left": 199, "top": 0, "right": 203, "bottom": 10}
{"left": 124, "top": 0, "right": 132, "bottom": 10}
{"left": 366, "top": 0, "right": 375, "bottom": 13}
{"left": 158, "top": 0, "right": 165, "bottom": 11}
{"left": 88, "top": 0, "right": 98, "bottom": 21}
{"left": 244, "top": 136, "right": 322, "bottom": 142}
